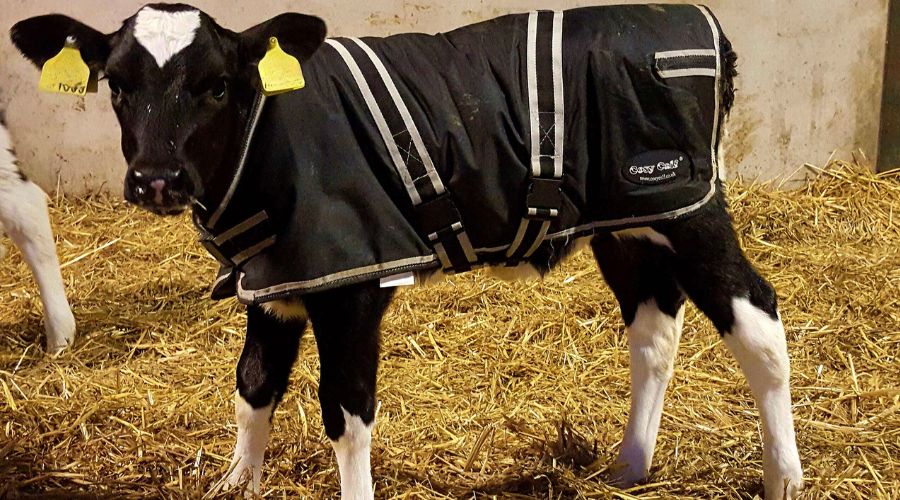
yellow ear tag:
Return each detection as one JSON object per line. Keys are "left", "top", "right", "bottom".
{"left": 39, "top": 36, "right": 93, "bottom": 96}
{"left": 258, "top": 37, "right": 305, "bottom": 96}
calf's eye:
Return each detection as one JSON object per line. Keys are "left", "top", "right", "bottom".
{"left": 108, "top": 78, "right": 122, "bottom": 98}
{"left": 211, "top": 78, "right": 227, "bottom": 101}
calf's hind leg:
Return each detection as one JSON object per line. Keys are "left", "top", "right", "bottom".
{"left": 304, "top": 282, "right": 394, "bottom": 500}
{"left": 659, "top": 202, "right": 803, "bottom": 500}
{"left": 592, "top": 232, "right": 685, "bottom": 486}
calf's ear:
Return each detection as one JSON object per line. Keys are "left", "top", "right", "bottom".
{"left": 239, "top": 13, "right": 327, "bottom": 65}
{"left": 11, "top": 14, "right": 111, "bottom": 70}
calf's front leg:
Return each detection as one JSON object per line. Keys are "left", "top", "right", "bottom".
{"left": 224, "top": 304, "right": 305, "bottom": 494}
{"left": 0, "top": 179, "right": 75, "bottom": 353}
{"left": 304, "top": 282, "right": 394, "bottom": 500}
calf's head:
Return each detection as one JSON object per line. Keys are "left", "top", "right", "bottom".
{"left": 11, "top": 3, "right": 326, "bottom": 215}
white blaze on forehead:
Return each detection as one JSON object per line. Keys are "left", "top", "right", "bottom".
{"left": 133, "top": 7, "right": 201, "bottom": 68}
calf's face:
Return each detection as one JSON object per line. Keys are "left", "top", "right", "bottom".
{"left": 11, "top": 3, "right": 325, "bottom": 215}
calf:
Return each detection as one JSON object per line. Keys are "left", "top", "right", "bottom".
{"left": 13, "top": 4, "right": 803, "bottom": 498}
{"left": 0, "top": 114, "right": 75, "bottom": 353}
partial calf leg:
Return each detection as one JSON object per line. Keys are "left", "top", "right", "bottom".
{"left": 593, "top": 233, "right": 685, "bottom": 486}
{"left": 225, "top": 304, "right": 305, "bottom": 494}
{"left": 660, "top": 201, "right": 803, "bottom": 499}
{"left": 726, "top": 297, "right": 801, "bottom": 499}
{"left": 0, "top": 179, "right": 74, "bottom": 353}
{"left": 305, "top": 282, "right": 394, "bottom": 500}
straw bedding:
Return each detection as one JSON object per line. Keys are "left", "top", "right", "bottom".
{"left": 0, "top": 161, "right": 897, "bottom": 498}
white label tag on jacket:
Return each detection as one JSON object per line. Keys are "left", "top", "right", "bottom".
{"left": 380, "top": 272, "right": 415, "bottom": 288}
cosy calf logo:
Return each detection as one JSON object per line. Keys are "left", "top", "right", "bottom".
{"left": 623, "top": 150, "right": 692, "bottom": 185}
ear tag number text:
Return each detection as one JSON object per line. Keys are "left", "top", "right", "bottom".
{"left": 39, "top": 37, "right": 93, "bottom": 96}
{"left": 258, "top": 37, "right": 305, "bottom": 96}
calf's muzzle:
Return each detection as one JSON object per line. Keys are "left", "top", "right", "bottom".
{"left": 124, "top": 163, "right": 193, "bottom": 215}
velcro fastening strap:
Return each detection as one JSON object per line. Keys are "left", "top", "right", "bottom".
{"left": 413, "top": 194, "right": 476, "bottom": 273}
{"left": 414, "top": 193, "right": 459, "bottom": 236}
{"left": 525, "top": 178, "right": 563, "bottom": 220}
{"left": 197, "top": 210, "right": 276, "bottom": 267}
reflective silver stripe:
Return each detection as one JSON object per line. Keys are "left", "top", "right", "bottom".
{"left": 476, "top": 243, "right": 511, "bottom": 253}
{"left": 655, "top": 48, "right": 717, "bottom": 59}
{"left": 236, "top": 254, "right": 439, "bottom": 302}
{"left": 523, "top": 220, "right": 550, "bottom": 258}
{"left": 325, "top": 39, "right": 422, "bottom": 205}
{"left": 526, "top": 11, "right": 540, "bottom": 177}
{"left": 350, "top": 38, "right": 446, "bottom": 197}
{"left": 506, "top": 219, "right": 530, "bottom": 258}
{"left": 552, "top": 11, "right": 564, "bottom": 179}
{"left": 546, "top": 5, "right": 723, "bottom": 240}
{"left": 698, "top": 5, "right": 722, "bottom": 179}
{"left": 231, "top": 236, "right": 277, "bottom": 265}
{"left": 207, "top": 94, "right": 267, "bottom": 230}
{"left": 433, "top": 242, "right": 452, "bottom": 269}
{"left": 449, "top": 223, "right": 477, "bottom": 263}
{"left": 212, "top": 211, "right": 268, "bottom": 245}
{"left": 212, "top": 270, "right": 232, "bottom": 289}
{"left": 657, "top": 68, "right": 717, "bottom": 78}
{"left": 457, "top": 231, "right": 478, "bottom": 263}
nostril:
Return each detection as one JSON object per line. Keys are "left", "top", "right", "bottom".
{"left": 150, "top": 179, "right": 166, "bottom": 193}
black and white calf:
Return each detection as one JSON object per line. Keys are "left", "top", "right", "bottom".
{"left": 0, "top": 114, "right": 75, "bottom": 354}
{"left": 13, "top": 3, "right": 803, "bottom": 498}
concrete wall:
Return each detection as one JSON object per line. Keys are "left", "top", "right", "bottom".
{"left": 0, "top": 0, "right": 889, "bottom": 196}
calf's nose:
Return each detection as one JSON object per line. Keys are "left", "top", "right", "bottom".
{"left": 150, "top": 179, "right": 166, "bottom": 204}
{"left": 128, "top": 166, "right": 188, "bottom": 205}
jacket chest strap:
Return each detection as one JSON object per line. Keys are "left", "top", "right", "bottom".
{"left": 195, "top": 210, "right": 276, "bottom": 267}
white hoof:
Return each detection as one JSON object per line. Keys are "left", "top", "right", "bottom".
{"left": 764, "top": 458, "right": 804, "bottom": 500}
{"left": 219, "top": 453, "right": 263, "bottom": 498}
{"left": 45, "top": 308, "right": 75, "bottom": 355}
{"left": 607, "top": 460, "right": 647, "bottom": 489}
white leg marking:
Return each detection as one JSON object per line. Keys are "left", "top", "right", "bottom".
{"left": 487, "top": 262, "right": 542, "bottom": 281}
{"left": 613, "top": 227, "right": 675, "bottom": 252}
{"left": 0, "top": 175, "right": 75, "bottom": 354}
{"left": 133, "top": 7, "right": 201, "bottom": 68}
{"left": 260, "top": 298, "right": 308, "bottom": 322}
{"left": 614, "top": 299, "right": 684, "bottom": 486}
{"left": 225, "top": 394, "right": 273, "bottom": 495}
{"left": 725, "top": 297, "right": 803, "bottom": 499}
{"left": 332, "top": 407, "right": 374, "bottom": 500}
{"left": 570, "top": 235, "right": 593, "bottom": 254}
